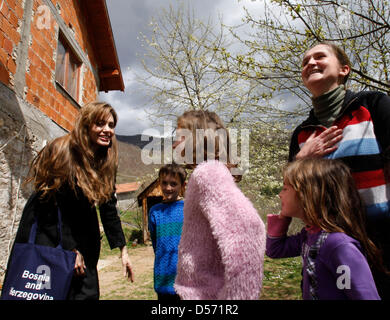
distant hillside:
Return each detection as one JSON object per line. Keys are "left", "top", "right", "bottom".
{"left": 116, "top": 140, "right": 159, "bottom": 184}
{"left": 116, "top": 134, "right": 164, "bottom": 149}
{"left": 116, "top": 135, "right": 164, "bottom": 184}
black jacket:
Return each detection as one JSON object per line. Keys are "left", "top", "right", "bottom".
{"left": 11, "top": 184, "right": 126, "bottom": 300}
{"left": 15, "top": 184, "right": 126, "bottom": 266}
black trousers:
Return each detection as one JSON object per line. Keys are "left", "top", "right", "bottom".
{"left": 66, "top": 266, "right": 99, "bottom": 300}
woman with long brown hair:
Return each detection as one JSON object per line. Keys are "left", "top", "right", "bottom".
{"left": 12, "top": 101, "right": 133, "bottom": 300}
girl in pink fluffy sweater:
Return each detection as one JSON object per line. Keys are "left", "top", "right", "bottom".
{"left": 172, "top": 110, "right": 266, "bottom": 300}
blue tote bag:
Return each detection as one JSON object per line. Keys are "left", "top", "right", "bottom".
{"left": 1, "top": 208, "right": 76, "bottom": 300}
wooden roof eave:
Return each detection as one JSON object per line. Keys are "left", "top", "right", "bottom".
{"left": 81, "top": 0, "right": 125, "bottom": 92}
{"left": 136, "top": 178, "right": 161, "bottom": 206}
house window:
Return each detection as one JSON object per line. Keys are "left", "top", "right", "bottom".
{"left": 55, "top": 34, "right": 81, "bottom": 101}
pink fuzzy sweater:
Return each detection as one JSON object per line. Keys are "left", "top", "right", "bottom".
{"left": 174, "top": 161, "right": 266, "bottom": 300}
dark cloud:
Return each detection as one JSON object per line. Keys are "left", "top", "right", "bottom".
{"left": 100, "top": 0, "right": 255, "bottom": 135}
{"left": 105, "top": 0, "right": 154, "bottom": 68}
{"left": 106, "top": 0, "right": 225, "bottom": 70}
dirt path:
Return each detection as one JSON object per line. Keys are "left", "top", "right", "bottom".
{"left": 97, "top": 243, "right": 301, "bottom": 300}
{"left": 98, "top": 245, "right": 157, "bottom": 300}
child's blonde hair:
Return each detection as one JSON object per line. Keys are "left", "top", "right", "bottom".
{"left": 284, "top": 158, "right": 386, "bottom": 273}
{"left": 177, "top": 110, "right": 230, "bottom": 165}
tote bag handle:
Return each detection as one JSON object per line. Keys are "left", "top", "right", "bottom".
{"left": 28, "top": 208, "right": 65, "bottom": 249}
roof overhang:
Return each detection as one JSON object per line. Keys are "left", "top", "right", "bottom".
{"left": 81, "top": 0, "right": 125, "bottom": 92}
{"left": 116, "top": 182, "right": 141, "bottom": 194}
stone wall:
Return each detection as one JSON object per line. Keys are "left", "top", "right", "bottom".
{"left": 0, "top": 81, "right": 66, "bottom": 279}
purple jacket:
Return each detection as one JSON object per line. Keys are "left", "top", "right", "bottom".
{"left": 266, "top": 215, "right": 380, "bottom": 300}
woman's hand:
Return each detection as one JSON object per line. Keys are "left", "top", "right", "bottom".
{"left": 296, "top": 126, "right": 343, "bottom": 159}
{"left": 72, "top": 249, "right": 86, "bottom": 277}
{"left": 120, "top": 246, "right": 134, "bottom": 282}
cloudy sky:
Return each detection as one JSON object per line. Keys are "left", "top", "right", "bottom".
{"left": 99, "top": 0, "right": 266, "bottom": 136}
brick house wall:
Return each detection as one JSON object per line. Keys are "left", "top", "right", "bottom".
{"left": 0, "top": 0, "right": 124, "bottom": 279}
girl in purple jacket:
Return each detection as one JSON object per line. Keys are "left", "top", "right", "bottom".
{"left": 267, "top": 158, "right": 384, "bottom": 300}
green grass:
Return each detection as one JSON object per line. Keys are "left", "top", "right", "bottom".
{"left": 98, "top": 207, "right": 303, "bottom": 300}
{"left": 99, "top": 249, "right": 303, "bottom": 300}
{"left": 99, "top": 240, "right": 303, "bottom": 300}
{"left": 100, "top": 264, "right": 156, "bottom": 300}
{"left": 99, "top": 209, "right": 144, "bottom": 259}
{"left": 261, "top": 256, "right": 302, "bottom": 300}
{"left": 119, "top": 209, "right": 143, "bottom": 227}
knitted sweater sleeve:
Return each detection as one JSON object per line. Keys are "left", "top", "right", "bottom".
{"left": 266, "top": 213, "right": 305, "bottom": 259}
{"left": 191, "top": 161, "right": 266, "bottom": 300}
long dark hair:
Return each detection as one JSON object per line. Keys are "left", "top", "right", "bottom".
{"left": 25, "top": 102, "right": 118, "bottom": 205}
